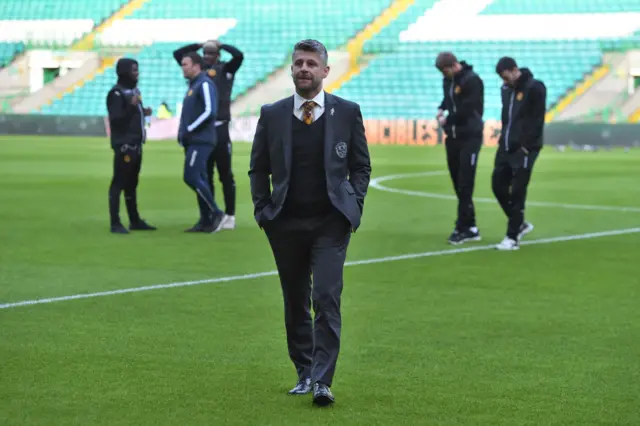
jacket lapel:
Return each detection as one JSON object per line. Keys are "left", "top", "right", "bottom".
{"left": 281, "top": 96, "right": 294, "bottom": 176}
{"left": 324, "top": 92, "right": 335, "bottom": 183}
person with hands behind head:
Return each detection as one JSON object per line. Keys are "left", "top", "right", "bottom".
{"left": 106, "top": 57, "right": 156, "bottom": 234}
{"left": 173, "top": 39, "right": 244, "bottom": 230}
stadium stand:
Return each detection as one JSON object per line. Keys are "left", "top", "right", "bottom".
{"left": 0, "top": 0, "right": 128, "bottom": 22}
{"left": 4, "top": 0, "right": 640, "bottom": 121}
{"left": 40, "top": 0, "right": 391, "bottom": 116}
{"left": 0, "top": 42, "right": 25, "bottom": 67}
{"left": 335, "top": 1, "right": 640, "bottom": 120}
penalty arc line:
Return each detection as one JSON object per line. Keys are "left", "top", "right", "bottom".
{"left": 1, "top": 227, "right": 639, "bottom": 311}
{"left": 369, "top": 171, "right": 640, "bottom": 213}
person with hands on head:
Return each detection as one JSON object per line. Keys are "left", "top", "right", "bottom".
{"left": 105, "top": 57, "right": 156, "bottom": 234}
{"left": 173, "top": 39, "right": 244, "bottom": 230}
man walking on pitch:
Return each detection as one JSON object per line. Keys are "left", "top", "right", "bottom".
{"left": 179, "top": 52, "right": 225, "bottom": 233}
{"left": 435, "top": 52, "right": 485, "bottom": 245}
{"left": 493, "top": 57, "right": 547, "bottom": 250}
{"left": 174, "top": 40, "right": 244, "bottom": 230}
{"left": 249, "top": 40, "right": 371, "bottom": 406}
{"left": 106, "top": 58, "right": 156, "bottom": 234}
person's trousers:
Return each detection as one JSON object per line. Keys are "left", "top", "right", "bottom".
{"left": 184, "top": 143, "right": 222, "bottom": 224}
{"left": 206, "top": 122, "right": 236, "bottom": 215}
{"left": 264, "top": 210, "right": 351, "bottom": 387}
{"left": 491, "top": 148, "right": 539, "bottom": 239}
{"left": 109, "top": 144, "right": 142, "bottom": 225}
{"left": 445, "top": 137, "right": 482, "bottom": 231}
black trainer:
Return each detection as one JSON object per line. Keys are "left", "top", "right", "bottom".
{"left": 110, "top": 223, "right": 129, "bottom": 234}
{"left": 129, "top": 219, "right": 157, "bottom": 231}
{"left": 448, "top": 228, "right": 481, "bottom": 245}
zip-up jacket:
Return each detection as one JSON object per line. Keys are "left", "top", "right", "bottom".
{"left": 106, "top": 59, "right": 146, "bottom": 148}
{"left": 498, "top": 68, "right": 547, "bottom": 153}
{"left": 173, "top": 43, "right": 243, "bottom": 122}
{"left": 178, "top": 72, "right": 218, "bottom": 146}
{"left": 438, "top": 62, "right": 484, "bottom": 140}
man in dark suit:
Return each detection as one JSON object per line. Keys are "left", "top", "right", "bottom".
{"left": 249, "top": 39, "right": 371, "bottom": 406}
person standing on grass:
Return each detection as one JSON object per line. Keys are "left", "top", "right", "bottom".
{"left": 249, "top": 39, "right": 371, "bottom": 406}
{"left": 106, "top": 57, "right": 156, "bottom": 234}
{"left": 435, "top": 52, "right": 485, "bottom": 245}
{"left": 173, "top": 39, "right": 244, "bottom": 231}
{"left": 178, "top": 52, "right": 225, "bottom": 233}
{"left": 493, "top": 57, "right": 547, "bottom": 251}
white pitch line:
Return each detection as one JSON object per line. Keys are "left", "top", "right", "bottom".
{"left": 1, "top": 227, "right": 639, "bottom": 311}
{"left": 370, "top": 171, "right": 640, "bottom": 213}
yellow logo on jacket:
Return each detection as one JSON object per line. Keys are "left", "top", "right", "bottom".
{"left": 516, "top": 92, "right": 524, "bottom": 101}
{"left": 208, "top": 69, "right": 217, "bottom": 78}
{"left": 124, "top": 155, "right": 131, "bottom": 163}
{"left": 454, "top": 85, "right": 461, "bottom": 94}
{"left": 188, "top": 89, "right": 193, "bottom": 96}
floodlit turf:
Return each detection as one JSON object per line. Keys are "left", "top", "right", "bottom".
{"left": 1, "top": 135, "right": 639, "bottom": 425}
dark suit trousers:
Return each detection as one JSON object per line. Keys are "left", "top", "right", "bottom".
{"left": 264, "top": 209, "right": 351, "bottom": 387}
{"left": 445, "top": 137, "right": 482, "bottom": 231}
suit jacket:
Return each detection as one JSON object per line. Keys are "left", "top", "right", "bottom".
{"left": 248, "top": 92, "right": 372, "bottom": 231}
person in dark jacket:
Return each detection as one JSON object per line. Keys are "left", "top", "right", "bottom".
{"left": 173, "top": 40, "right": 244, "bottom": 231}
{"left": 435, "top": 52, "right": 485, "bottom": 245}
{"left": 105, "top": 57, "right": 156, "bottom": 234}
{"left": 179, "top": 51, "right": 224, "bottom": 233}
{"left": 493, "top": 56, "right": 547, "bottom": 251}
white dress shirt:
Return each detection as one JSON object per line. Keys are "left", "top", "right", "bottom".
{"left": 293, "top": 91, "right": 325, "bottom": 123}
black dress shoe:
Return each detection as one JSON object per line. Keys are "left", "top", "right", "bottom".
{"left": 288, "top": 378, "right": 311, "bottom": 395}
{"left": 129, "top": 219, "right": 157, "bottom": 231}
{"left": 312, "top": 383, "right": 335, "bottom": 406}
{"left": 110, "top": 223, "right": 129, "bottom": 234}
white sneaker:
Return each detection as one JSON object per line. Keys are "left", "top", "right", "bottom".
{"left": 496, "top": 237, "right": 519, "bottom": 251}
{"left": 518, "top": 222, "right": 534, "bottom": 240}
{"left": 220, "top": 214, "right": 235, "bottom": 230}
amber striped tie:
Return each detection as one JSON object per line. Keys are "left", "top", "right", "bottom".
{"left": 302, "top": 101, "right": 317, "bottom": 125}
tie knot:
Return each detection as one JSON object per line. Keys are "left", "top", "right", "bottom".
{"left": 302, "top": 101, "right": 317, "bottom": 111}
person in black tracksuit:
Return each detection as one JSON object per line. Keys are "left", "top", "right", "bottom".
{"left": 173, "top": 40, "right": 243, "bottom": 230}
{"left": 435, "top": 52, "right": 485, "bottom": 245}
{"left": 493, "top": 57, "right": 547, "bottom": 251}
{"left": 106, "top": 58, "right": 156, "bottom": 234}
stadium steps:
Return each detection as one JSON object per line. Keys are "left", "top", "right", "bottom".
{"left": 326, "top": 0, "right": 417, "bottom": 93}
{"left": 545, "top": 64, "right": 611, "bottom": 122}
{"left": 72, "top": 0, "right": 151, "bottom": 51}
{"left": 554, "top": 52, "right": 629, "bottom": 122}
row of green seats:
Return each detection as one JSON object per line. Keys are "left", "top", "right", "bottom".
{"left": 1, "top": 0, "right": 128, "bottom": 22}
{"left": 482, "top": 0, "right": 640, "bottom": 14}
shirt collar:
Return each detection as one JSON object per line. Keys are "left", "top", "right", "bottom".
{"left": 294, "top": 90, "right": 325, "bottom": 110}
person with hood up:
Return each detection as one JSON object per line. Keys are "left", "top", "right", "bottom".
{"left": 105, "top": 57, "right": 156, "bottom": 234}
{"left": 493, "top": 57, "right": 547, "bottom": 251}
{"left": 435, "top": 52, "right": 485, "bottom": 245}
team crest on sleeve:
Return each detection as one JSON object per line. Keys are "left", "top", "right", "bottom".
{"left": 454, "top": 85, "right": 461, "bottom": 94}
{"left": 335, "top": 141, "right": 348, "bottom": 159}
{"left": 516, "top": 92, "right": 524, "bottom": 101}
{"left": 188, "top": 89, "right": 193, "bottom": 96}
{"left": 208, "top": 69, "right": 217, "bottom": 77}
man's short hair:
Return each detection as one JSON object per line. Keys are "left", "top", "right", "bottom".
{"left": 496, "top": 56, "right": 518, "bottom": 74}
{"left": 435, "top": 52, "right": 458, "bottom": 70}
{"left": 292, "top": 39, "right": 328, "bottom": 65}
{"left": 183, "top": 51, "right": 203, "bottom": 68}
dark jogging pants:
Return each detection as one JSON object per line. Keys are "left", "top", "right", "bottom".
{"left": 206, "top": 122, "right": 236, "bottom": 216}
{"left": 445, "top": 137, "right": 482, "bottom": 231}
{"left": 491, "top": 148, "right": 539, "bottom": 240}
{"left": 109, "top": 144, "right": 142, "bottom": 226}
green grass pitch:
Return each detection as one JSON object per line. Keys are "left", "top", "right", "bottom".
{"left": 1, "top": 135, "right": 639, "bottom": 425}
